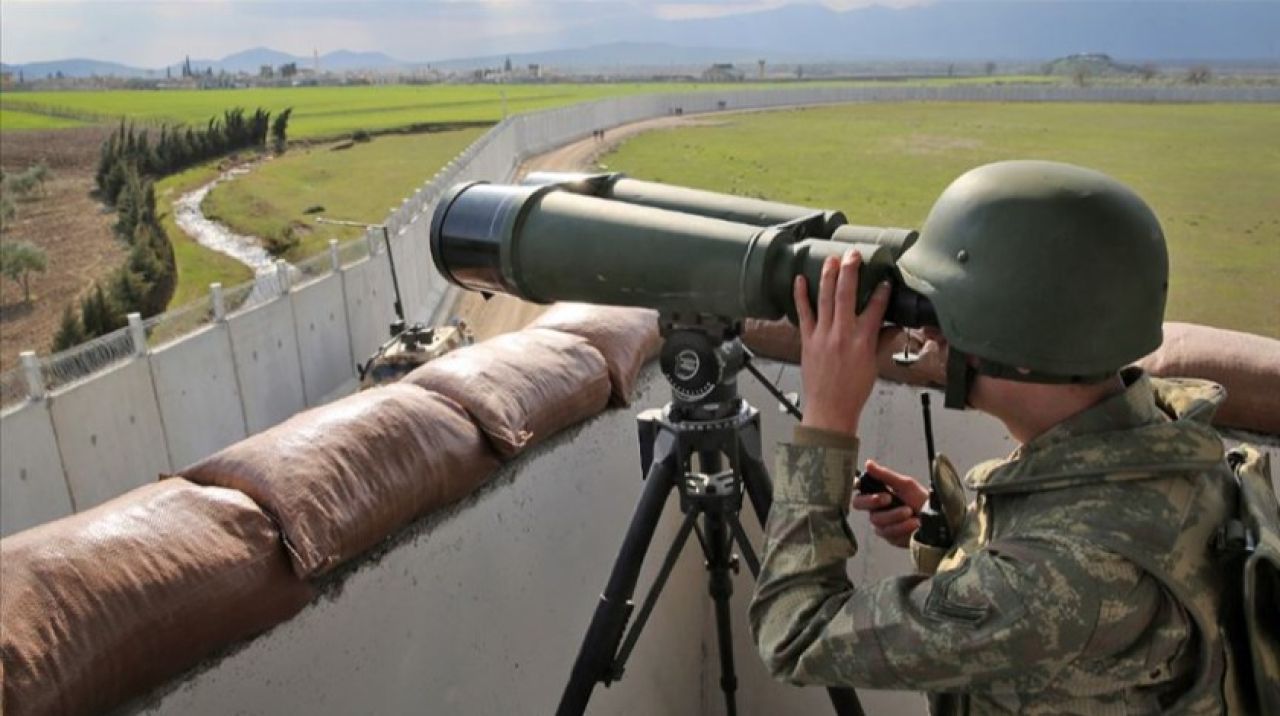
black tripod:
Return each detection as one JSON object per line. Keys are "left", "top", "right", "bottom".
{"left": 557, "top": 319, "right": 865, "bottom": 716}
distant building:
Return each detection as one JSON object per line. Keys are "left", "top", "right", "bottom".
{"left": 702, "top": 63, "right": 744, "bottom": 82}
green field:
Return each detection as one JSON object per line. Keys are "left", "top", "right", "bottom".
{"left": 1, "top": 83, "right": 808, "bottom": 138}
{"left": 602, "top": 102, "right": 1280, "bottom": 338}
{"left": 0, "top": 108, "right": 86, "bottom": 130}
{"left": 203, "top": 128, "right": 484, "bottom": 262}
{"left": 0, "top": 79, "right": 1064, "bottom": 138}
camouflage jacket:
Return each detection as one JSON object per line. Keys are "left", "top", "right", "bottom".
{"left": 749, "top": 369, "right": 1236, "bottom": 714}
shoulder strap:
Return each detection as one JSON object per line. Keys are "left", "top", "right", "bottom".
{"left": 1225, "top": 446, "right": 1280, "bottom": 715}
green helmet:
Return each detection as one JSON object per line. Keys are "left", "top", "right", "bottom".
{"left": 897, "top": 160, "right": 1168, "bottom": 405}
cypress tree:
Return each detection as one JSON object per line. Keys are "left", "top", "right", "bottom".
{"left": 52, "top": 305, "right": 87, "bottom": 352}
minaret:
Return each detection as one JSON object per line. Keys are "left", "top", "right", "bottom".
{"left": 314, "top": 48, "right": 319, "bottom": 74}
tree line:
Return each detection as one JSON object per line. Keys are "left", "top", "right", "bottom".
{"left": 95, "top": 108, "right": 291, "bottom": 204}
{"left": 54, "top": 107, "right": 292, "bottom": 351}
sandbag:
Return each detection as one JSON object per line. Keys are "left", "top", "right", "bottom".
{"left": 404, "top": 328, "right": 612, "bottom": 459}
{"left": 529, "top": 303, "right": 661, "bottom": 405}
{"left": 1, "top": 479, "right": 311, "bottom": 716}
{"left": 743, "top": 318, "right": 801, "bottom": 364}
{"left": 183, "top": 384, "right": 500, "bottom": 578}
{"left": 1138, "top": 322, "right": 1280, "bottom": 435}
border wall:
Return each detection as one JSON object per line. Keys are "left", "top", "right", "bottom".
{"left": 4, "top": 83, "right": 1278, "bottom": 538}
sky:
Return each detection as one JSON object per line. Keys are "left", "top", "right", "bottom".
{"left": 0, "top": 0, "right": 942, "bottom": 66}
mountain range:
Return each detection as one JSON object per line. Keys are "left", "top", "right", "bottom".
{"left": 3, "top": 2, "right": 1277, "bottom": 79}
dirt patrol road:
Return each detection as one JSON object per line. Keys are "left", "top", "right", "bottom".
{"left": 452, "top": 115, "right": 712, "bottom": 339}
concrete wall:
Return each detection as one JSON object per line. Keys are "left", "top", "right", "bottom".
{"left": 48, "top": 359, "right": 171, "bottom": 511}
{"left": 0, "top": 249, "right": 411, "bottom": 534}
{"left": 134, "top": 368, "right": 711, "bottom": 716}
{"left": 151, "top": 324, "right": 246, "bottom": 470}
{"left": 4, "top": 83, "right": 1277, "bottom": 535}
{"left": 0, "top": 400, "right": 72, "bottom": 534}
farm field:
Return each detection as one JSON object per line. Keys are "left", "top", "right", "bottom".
{"left": 0, "top": 78, "right": 1062, "bottom": 138}
{"left": 601, "top": 102, "right": 1280, "bottom": 338}
{"left": 2, "top": 82, "right": 812, "bottom": 139}
{"left": 0, "top": 126, "right": 123, "bottom": 370}
{"left": 0, "top": 108, "right": 86, "bottom": 131}
{"left": 201, "top": 128, "right": 485, "bottom": 266}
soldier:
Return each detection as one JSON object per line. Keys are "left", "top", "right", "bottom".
{"left": 749, "top": 161, "right": 1243, "bottom": 713}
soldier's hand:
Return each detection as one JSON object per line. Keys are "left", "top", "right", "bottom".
{"left": 794, "top": 251, "right": 891, "bottom": 436}
{"left": 851, "top": 460, "right": 928, "bottom": 548}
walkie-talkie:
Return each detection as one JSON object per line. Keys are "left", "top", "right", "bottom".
{"left": 855, "top": 471, "right": 906, "bottom": 509}
{"left": 915, "top": 393, "right": 953, "bottom": 547}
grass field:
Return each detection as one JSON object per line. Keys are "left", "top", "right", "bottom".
{"left": 602, "top": 102, "right": 1280, "bottom": 338}
{"left": 0, "top": 108, "right": 86, "bottom": 131}
{"left": 156, "top": 163, "right": 256, "bottom": 307}
{"left": 0, "top": 83, "right": 781, "bottom": 138}
{"left": 0, "top": 78, "right": 1062, "bottom": 138}
{"left": 202, "top": 128, "right": 484, "bottom": 264}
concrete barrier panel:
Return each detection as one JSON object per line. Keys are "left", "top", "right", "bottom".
{"left": 290, "top": 274, "right": 355, "bottom": 406}
{"left": 1, "top": 401, "right": 73, "bottom": 536}
{"left": 342, "top": 256, "right": 398, "bottom": 364}
{"left": 150, "top": 324, "right": 247, "bottom": 470}
{"left": 228, "top": 297, "right": 306, "bottom": 433}
{"left": 138, "top": 369, "right": 709, "bottom": 716}
{"left": 49, "top": 359, "right": 171, "bottom": 511}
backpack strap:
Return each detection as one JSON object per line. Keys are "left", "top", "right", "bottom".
{"left": 1225, "top": 446, "right": 1280, "bottom": 715}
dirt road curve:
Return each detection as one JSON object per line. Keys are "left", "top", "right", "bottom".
{"left": 454, "top": 115, "right": 708, "bottom": 340}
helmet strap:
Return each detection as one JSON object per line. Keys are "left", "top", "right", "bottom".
{"left": 944, "top": 347, "right": 974, "bottom": 410}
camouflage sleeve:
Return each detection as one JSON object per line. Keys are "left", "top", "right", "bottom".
{"left": 749, "top": 443, "right": 1105, "bottom": 693}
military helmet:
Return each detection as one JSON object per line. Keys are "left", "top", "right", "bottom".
{"left": 898, "top": 160, "right": 1168, "bottom": 384}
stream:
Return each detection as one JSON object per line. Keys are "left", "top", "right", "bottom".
{"left": 174, "top": 164, "right": 297, "bottom": 308}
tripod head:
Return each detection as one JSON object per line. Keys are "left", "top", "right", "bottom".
{"left": 657, "top": 314, "right": 747, "bottom": 422}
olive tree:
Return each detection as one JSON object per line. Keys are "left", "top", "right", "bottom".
{"left": 0, "top": 240, "right": 48, "bottom": 304}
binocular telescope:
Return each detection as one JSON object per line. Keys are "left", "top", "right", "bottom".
{"left": 429, "top": 171, "right": 937, "bottom": 328}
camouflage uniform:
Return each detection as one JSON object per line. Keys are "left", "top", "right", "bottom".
{"left": 749, "top": 369, "right": 1238, "bottom": 714}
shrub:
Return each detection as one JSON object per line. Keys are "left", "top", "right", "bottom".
{"left": 52, "top": 304, "right": 87, "bottom": 352}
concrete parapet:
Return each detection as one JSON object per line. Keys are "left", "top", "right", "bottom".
{"left": 227, "top": 296, "right": 306, "bottom": 433}
{"left": 0, "top": 400, "right": 72, "bottom": 537}
{"left": 150, "top": 324, "right": 247, "bottom": 469}
{"left": 341, "top": 255, "right": 398, "bottom": 365}
{"left": 289, "top": 273, "right": 355, "bottom": 407}
{"left": 48, "top": 359, "right": 170, "bottom": 511}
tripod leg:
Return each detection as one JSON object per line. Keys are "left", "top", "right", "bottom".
{"left": 557, "top": 439, "right": 680, "bottom": 716}
{"left": 726, "top": 512, "right": 760, "bottom": 579}
{"left": 739, "top": 444, "right": 773, "bottom": 530}
{"left": 703, "top": 512, "right": 740, "bottom": 716}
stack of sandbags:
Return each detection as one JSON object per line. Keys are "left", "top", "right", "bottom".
{"left": 529, "top": 303, "right": 662, "bottom": 406}
{"left": 1, "top": 480, "right": 312, "bottom": 716}
{"left": 1, "top": 304, "right": 665, "bottom": 714}
{"left": 744, "top": 318, "right": 1280, "bottom": 436}
{"left": 182, "top": 384, "right": 501, "bottom": 577}
{"left": 1137, "top": 322, "right": 1280, "bottom": 435}
{"left": 404, "top": 328, "right": 612, "bottom": 459}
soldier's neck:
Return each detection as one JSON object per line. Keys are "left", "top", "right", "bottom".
{"left": 976, "top": 375, "right": 1126, "bottom": 445}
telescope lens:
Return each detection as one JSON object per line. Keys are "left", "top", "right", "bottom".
{"left": 431, "top": 182, "right": 542, "bottom": 294}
